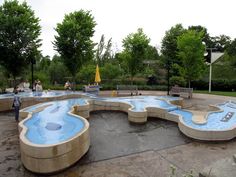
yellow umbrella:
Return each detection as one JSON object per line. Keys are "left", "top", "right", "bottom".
{"left": 95, "top": 64, "right": 101, "bottom": 83}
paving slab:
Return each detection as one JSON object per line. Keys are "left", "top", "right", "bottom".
{"left": 200, "top": 156, "right": 236, "bottom": 177}
{"left": 79, "top": 111, "right": 191, "bottom": 164}
{"left": 158, "top": 141, "right": 236, "bottom": 176}
{"left": 0, "top": 112, "right": 24, "bottom": 177}
{"left": 76, "top": 151, "right": 184, "bottom": 177}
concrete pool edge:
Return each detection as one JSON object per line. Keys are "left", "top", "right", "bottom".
{"left": 0, "top": 91, "right": 92, "bottom": 112}
{"left": 177, "top": 101, "right": 236, "bottom": 141}
{"left": 18, "top": 101, "right": 90, "bottom": 174}
{"left": 90, "top": 98, "right": 236, "bottom": 141}
{"left": 15, "top": 95, "right": 236, "bottom": 174}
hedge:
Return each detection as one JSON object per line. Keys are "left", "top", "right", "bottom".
{"left": 192, "top": 79, "right": 236, "bottom": 91}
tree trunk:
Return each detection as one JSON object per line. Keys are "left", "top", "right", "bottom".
{"left": 188, "top": 80, "right": 191, "bottom": 88}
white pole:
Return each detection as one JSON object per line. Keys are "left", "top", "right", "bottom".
{"left": 209, "top": 63, "right": 212, "bottom": 93}
{"left": 207, "top": 49, "right": 223, "bottom": 93}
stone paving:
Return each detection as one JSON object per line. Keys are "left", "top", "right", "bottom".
{"left": 0, "top": 92, "right": 236, "bottom": 177}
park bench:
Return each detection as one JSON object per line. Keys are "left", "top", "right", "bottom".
{"left": 83, "top": 85, "right": 100, "bottom": 93}
{"left": 170, "top": 86, "right": 193, "bottom": 99}
{"left": 116, "top": 85, "right": 138, "bottom": 96}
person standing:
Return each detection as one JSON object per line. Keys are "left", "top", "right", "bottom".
{"left": 36, "top": 81, "right": 43, "bottom": 91}
{"left": 23, "top": 79, "right": 30, "bottom": 92}
{"left": 12, "top": 90, "right": 22, "bottom": 122}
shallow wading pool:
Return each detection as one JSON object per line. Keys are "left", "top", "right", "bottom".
{"left": 14, "top": 93, "right": 236, "bottom": 173}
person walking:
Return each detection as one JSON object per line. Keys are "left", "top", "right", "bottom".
{"left": 12, "top": 89, "right": 22, "bottom": 122}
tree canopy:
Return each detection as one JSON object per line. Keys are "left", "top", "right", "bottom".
{"left": 122, "top": 28, "right": 150, "bottom": 82}
{"left": 54, "top": 10, "right": 96, "bottom": 81}
{"left": 144, "top": 45, "right": 159, "bottom": 60}
{"left": 177, "top": 30, "right": 205, "bottom": 87}
{"left": 161, "top": 24, "right": 185, "bottom": 70}
{"left": 0, "top": 0, "right": 41, "bottom": 79}
{"left": 95, "top": 34, "right": 113, "bottom": 66}
{"left": 226, "top": 38, "right": 236, "bottom": 67}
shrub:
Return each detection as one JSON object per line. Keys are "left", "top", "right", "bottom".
{"left": 34, "top": 71, "right": 50, "bottom": 85}
{"left": 192, "top": 79, "right": 236, "bottom": 91}
{"left": 100, "top": 63, "right": 124, "bottom": 80}
{"left": 170, "top": 76, "right": 186, "bottom": 87}
{"left": 76, "top": 65, "right": 96, "bottom": 84}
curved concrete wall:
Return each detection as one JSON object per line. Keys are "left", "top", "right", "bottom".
{"left": 87, "top": 99, "right": 236, "bottom": 141}
{"left": 0, "top": 92, "right": 89, "bottom": 112}
{"left": 19, "top": 105, "right": 90, "bottom": 174}
{"left": 8, "top": 94, "right": 236, "bottom": 174}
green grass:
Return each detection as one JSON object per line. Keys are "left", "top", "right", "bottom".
{"left": 194, "top": 90, "right": 236, "bottom": 97}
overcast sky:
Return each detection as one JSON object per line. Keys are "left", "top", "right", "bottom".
{"left": 7, "top": 0, "right": 236, "bottom": 57}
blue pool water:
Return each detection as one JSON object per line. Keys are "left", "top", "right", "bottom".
{"left": 170, "top": 101, "right": 236, "bottom": 130}
{"left": 101, "top": 96, "right": 178, "bottom": 112}
{"left": 0, "top": 90, "right": 96, "bottom": 99}
{"left": 23, "top": 99, "right": 86, "bottom": 144}
{"left": 20, "top": 94, "right": 236, "bottom": 144}
{"left": 22, "top": 96, "right": 180, "bottom": 145}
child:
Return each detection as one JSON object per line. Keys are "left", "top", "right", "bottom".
{"left": 12, "top": 89, "right": 22, "bottom": 122}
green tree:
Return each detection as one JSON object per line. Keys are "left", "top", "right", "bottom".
{"left": 95, "top": 34, "right": 113, "bottom": 65}
{"left": 0, "top": 65, "right": 8, "bottom": 92}
{"left": 76, "top": 64, "right": 95, "bottom": 84}
{"left": 144, "top": 45, "right": 159, "bottom": 60}
{"left": 161, "top": 24, "right": 185, "bottom": 93}
{"left": 177, "top": 30, "right": 205, "bottom": 88}
{"left": 38, "top": 55, "right": 51, "bottom": 71}
{"left": 54, "top": 10, "right": 96, "bottom": 89}
{"left": 212, "top": 35, "right": 231, "bottom": 52}
{"left": 188, "top": 25, "right": 213, "bottom": 48}
{"left": 101, "top": 63, "right": 123, "bottom": 80}
{"left": 103, "top": 38, "right": 113, "bottom": 62}
{"left": 161, "top": 24, "right": 185, "bottom": 68}
{"left": 122, "top": 28, "right": 150, "bottom": 83}
{"left": 114, "top": 51, "right": 131, "bottom": 75}
{"left": 0, "top": 0, "right": 41, "bottom": 82}
{"left": 226, "top": 38, "right": 236, "bottom": 67}
{"left": 189, "top": 26, "right": 231, "bottom": 52}
{"left": 48, "top": 55, "right": 70, "bottom": 84}
{"left": 96, "top": 35, "right": 105, "bottom": 65}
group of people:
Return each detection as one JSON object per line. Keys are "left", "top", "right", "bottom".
{"left": 12, "top": 80, "right": 71, "bottom": 122}
{"left": 15, "top": 79, "right": 44, "bottom": 92}
{"left": 16, "top": 80, "right": 30, "bottom": 92}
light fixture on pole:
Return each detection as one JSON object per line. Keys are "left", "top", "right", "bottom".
{"left": 204, "top": 48, "right": 224, "bottom": 93}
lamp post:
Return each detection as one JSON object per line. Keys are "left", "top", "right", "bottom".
{"left": 205, "top": 47, "right": 223, "bottom": 93}
{"left": 31, "top": 58, "right": 36, "bottom": 90}
{"left": 208, "top": 48, "right": 215, "bottom": 93}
